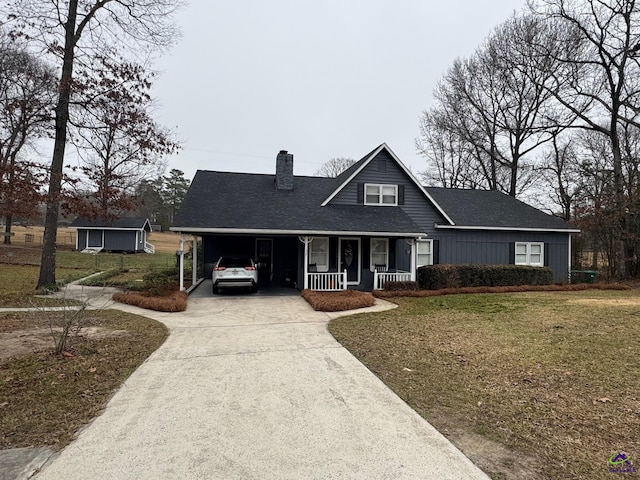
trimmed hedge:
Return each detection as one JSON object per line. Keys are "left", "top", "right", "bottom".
{"left": 383, "top": 281, "right": 420, "bottom": 291}
{"left": 418, "top": 264, "right": 553, "bottom": 290}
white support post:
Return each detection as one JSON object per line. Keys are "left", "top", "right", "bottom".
{"left": 179, "top": 235, "right": 185, "bottom": 291}
{"left": 299, "top": 236, "right": 312, "bottom": 290}
{"left": 343, "top": 269, "right": 348, "bottom": 290}
{"left": 373, "top": 269, "right": 379, "bottom": 290}
{"left": 410, "top": 239, "right": 417, "bottom": 282}
{"left": 192, "top": 235, "right": 198, "bottom": 286}
{"left": 568, "top": 233, "right": 572, "bottom": 283}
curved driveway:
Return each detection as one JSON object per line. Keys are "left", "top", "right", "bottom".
{"left": 35, "top": 283, "right": 488, "bottom": 480}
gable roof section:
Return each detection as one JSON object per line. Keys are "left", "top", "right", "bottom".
{"left": 321, "top": 143, "right": 455, "bottom": 225}
{"left": 426, "top": 188, "right": 579, "bottom": 232}
{"left": 70, "top": 217, "right": 151, "bottom": 231}
{"left": 171, "top": 171, "right": 425, "bottom": 236}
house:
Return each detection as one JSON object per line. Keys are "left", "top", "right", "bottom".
{"left": 71, "top": 217, "right": 155, "bottom": 254}
{"left": 171, "top": 144, "right": 579, "bottom": 291}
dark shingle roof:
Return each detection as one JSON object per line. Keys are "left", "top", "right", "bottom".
{"left": 172, "top": 171, "right": 425, "bottom": 235}
{"left": 425, "top": 188, "right": 576, "bottom": 231}
{"left": 70, "top": 217, "right": 150, "bottom": 230}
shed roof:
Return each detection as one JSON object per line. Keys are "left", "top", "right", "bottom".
{"left": 70, "top": 217, "right": 151, "bottom": 231}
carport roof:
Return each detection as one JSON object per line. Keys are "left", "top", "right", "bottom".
{"left": 171, "top": 171, "right": 426, "bottom": 236}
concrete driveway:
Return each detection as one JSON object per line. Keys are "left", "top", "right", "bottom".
{"left": 34, "top": 282, "right": 489, "bottom": 480}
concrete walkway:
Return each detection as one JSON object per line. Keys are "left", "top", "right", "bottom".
{"left": 24, "top": 283, "right": 489, "bottom": 479}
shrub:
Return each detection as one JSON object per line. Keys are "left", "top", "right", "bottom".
{"left": 142, "top": 267, "right": 180, "bottom": 296}
{"left": 301, "top": 289, "right": 375, "bottom": 312}
{"left": 383, "top": 281, "right": 419, "bottom": 291}
{"left": 112, "top": 290, "right": 188, "bottom": 312}
{"left": 418, "top": 264, "right": 553, "bottom": 289}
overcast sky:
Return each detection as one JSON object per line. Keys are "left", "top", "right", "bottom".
{"left": 152, "top": 1, "right": 527, "bottom": 182}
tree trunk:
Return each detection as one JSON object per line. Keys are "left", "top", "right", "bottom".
{"left": 3, "top": 215, "right": 12, "bottom": 245}
{"left": 610, "top": 121, "right": 627, "bottom": 280}
{"left": 37, "top": 0, "right": 78, "bottom": 290}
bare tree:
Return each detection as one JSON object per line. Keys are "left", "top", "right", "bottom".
{"left": 2, "top": 0, "right": 183, "bottom": 289}
{"left": 418, "top": 14, "right": 565, "bottom": 197}
{"left": 0, "top": 37, "right": 56, "bottom": 243}
{"left": 529, "top": 0, "right": 640, "bottom": 278}
{"left": 65, "top": 57, "right": 179, "bottom": 220}
{"left": 314, "top": 157, "right": 356, "bottom": 178}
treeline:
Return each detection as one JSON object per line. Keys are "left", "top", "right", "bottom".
{"left": 417, "top": 0, "right": 640, "bottom": 279}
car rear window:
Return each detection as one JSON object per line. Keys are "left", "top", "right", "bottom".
{"left": 219, "top": 257, "right": 252, "bottom": 268}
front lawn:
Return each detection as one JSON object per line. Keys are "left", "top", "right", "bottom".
{"left": 0, "top": 310, "right": 168, "bottom": 450}
{"left": 329, "top": 290, "right": 640, "bottom": 480}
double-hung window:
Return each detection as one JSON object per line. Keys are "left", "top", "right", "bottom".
{"left": 515, "top": 242, "right": 544, "bottom": 267}
{"left": 370, "top": 238, "right": 388, "bottom": 269}
{"left": 365, "top": 184, "right": 397, "bottom": 205}
{"left": 416, "top": 239, "right": 433, "bottom": 267}
{"left": 310, "top": 237, "right": 329, "bottom": 272}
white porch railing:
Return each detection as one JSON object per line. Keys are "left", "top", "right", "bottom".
{"left": 308, "top": 270, "right": 348, "bottom": 291}
{"left": 144, "top": 241, "right": 155, "bottom": 254}
{"left": 374, "top": 270, "right": 412, "bottom": 290}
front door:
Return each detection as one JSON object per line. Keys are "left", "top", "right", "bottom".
{"left": 339, "top": 238, "right": 360, "bottom": 285}
{"left": 255, "top": 238, "right": 273, "bottom": 286}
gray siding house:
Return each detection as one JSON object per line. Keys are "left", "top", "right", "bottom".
{"left": 171, "top": 144, "right": 579, "bottom": 291}
{"left": 71, "top": 217, "right": 155, "bottom": 253}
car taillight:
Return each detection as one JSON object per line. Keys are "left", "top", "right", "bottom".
{"left": 214, "top": 266, "right": 226, "bottom": 271}
{"left": 245, "top": 266, "right": 256, "bottom": 270}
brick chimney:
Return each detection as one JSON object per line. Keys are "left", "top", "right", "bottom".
{"left": 275, "top": 150, "right": 294, "bottom": 190}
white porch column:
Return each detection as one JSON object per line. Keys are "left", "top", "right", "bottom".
{"left": 192, "top": 235, "right": 198, "bottom": 286}
{"left": 410, "top": 238, "right": 417, "bottom": 282}
{"left": 299, "top": 236, "right": 312, "bottom": 290}
{"left": 568, "top": 233, "right": 572, "bottom": 283}
{"left": 179, "top": 235, "right": 185, "bottom": 291}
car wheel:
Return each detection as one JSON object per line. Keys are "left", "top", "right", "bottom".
{"left": 212, "top": 285, "right": 219, "bottom": 294}
{"left": 251, "top": 284, "right": 258, "bottom": 293}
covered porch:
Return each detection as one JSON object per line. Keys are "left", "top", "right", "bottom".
{"left": 175, "top": 231, "right": 426, "bottom": 292}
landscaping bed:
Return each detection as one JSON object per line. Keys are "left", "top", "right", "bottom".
{"left": 301, "top": 289, "right": 375, "bottom": 311}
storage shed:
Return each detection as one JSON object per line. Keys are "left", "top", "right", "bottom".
{"left": 71, "top": 217, "right": 155, "bottom": 253}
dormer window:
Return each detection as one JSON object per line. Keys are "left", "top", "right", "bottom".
{"left": 365, "top": 184, "right": 398, "bottom": 206}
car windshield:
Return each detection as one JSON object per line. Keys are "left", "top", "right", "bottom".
{"left": 219, "top": 257, "right": 252, "bottom": 268}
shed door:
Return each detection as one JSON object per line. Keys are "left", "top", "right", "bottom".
{"left": 88, "top": 230, "right": 103, "bottom": 248}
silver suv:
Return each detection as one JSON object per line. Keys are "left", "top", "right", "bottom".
{"left": 212, "top": 256, "right": 258, "bottom": 294}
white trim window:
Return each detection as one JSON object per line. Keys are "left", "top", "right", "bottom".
{"left": 370, "top": 238, "right": 388, "bottom": 269}
{"left": 416, "top": 239, "right": 433, "bottom": 267}
{"left": 515, "top": 242, "right": 544, "bottom": 267}
{"left": 310, "top": 237, "right": 329, "bottom": 272}
{"left": 365, "top": 184, "right": 398, "bottom": 205}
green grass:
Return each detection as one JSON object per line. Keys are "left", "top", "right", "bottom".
{"left": 329, "top": 290, "right": 640, "bottom": 480}
{"left": 0, "top": 249, "right": 177, "bottom": 306}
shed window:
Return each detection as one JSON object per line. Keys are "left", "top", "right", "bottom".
{"left": 365, "top": 184, "right": 397, "bottom": 206}
{"left": 310, "top": 237, "right": 329, "bottom": 272}
{"left": 515, "top": 242, "right": 544, "bottom": 267}
{"left": 417, "top": 239, "right": 433, "bottom": 267}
